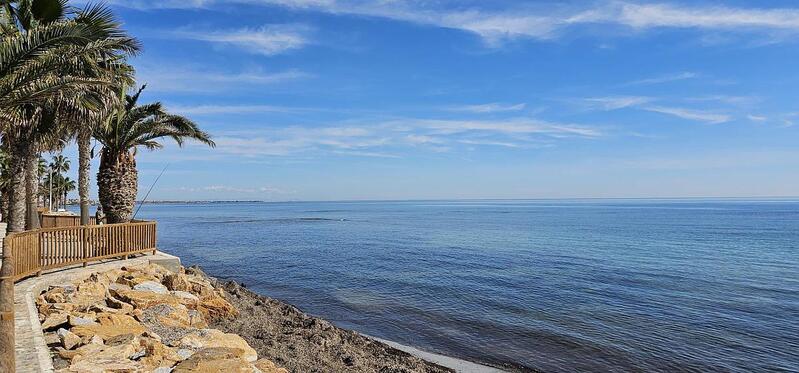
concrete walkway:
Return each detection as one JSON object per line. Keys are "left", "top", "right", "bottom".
{"left": 12, "top": 251, "right": 180, "bottom": 373}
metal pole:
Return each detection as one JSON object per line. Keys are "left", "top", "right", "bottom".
{"left": 0, "top": 236, "right": 16, "bottom": 372}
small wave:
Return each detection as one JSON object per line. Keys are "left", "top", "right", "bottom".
{"left": 196, "top": 217, "right": 347, "bottom": 224}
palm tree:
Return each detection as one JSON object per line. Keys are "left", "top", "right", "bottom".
{"left": 0, "top": 2, "right": 140, "bottom": 232}
{"left": 59, "top": 176, "right": 75, "bottom": 209}
{"left": 48, "top": 153, "right": 68, "bottom": 207}
{"left": 94, "top": 86, "right": 215, "bottom": 223}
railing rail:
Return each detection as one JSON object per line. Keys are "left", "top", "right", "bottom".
{"left": 39, "top": 214, "right": 98, "bottom": 228}
{"left": 4, "top": 220, "right": 157, "bottom": 282}
{"left": 0, "top": 220, "right": 157, "bottom": 372}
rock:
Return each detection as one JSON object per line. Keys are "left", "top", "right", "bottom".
{"left": 44, "top": 332, "right": 61, "bottom": 346}
{"left": 41, "top": 312, "right": 69, "bottom": 330}
{"left": 177, "top": 349, "right": 194, "bottom": 360}
{"left": 187, "top": 310, "right": 208, "bottom": 328}
{"left": 89, "top": 335, "right": 104, "bottom": 345}
{"left": 171, "top": 291, "right": 200, "bottom": 307}
{"left": 197, "top": 295, "right": 239, "bottom": 321}
{"left": 106, "top": 295, "right": 135, "bottom": 313}
{"left": 71, "top": 314, "right": 146, "bottom": 341}
{"left": 57, "top": 328, "right": 82, "bottom": 350}
{"left": 253, "top": 359, "right": 289, "bottom": 373}
{"left": 106, "top": 333, "right": 137, "bottom": 346}
{"left": 116, "top": 273, "right": 160, "bottom": 287}
{"left": 153, "top": 368, "right": 173, "bottom": 373}
{"left": 42, "top": 287, "right": 68, "bottom": 304}
{"left": 142, "top": 303, "right": 192, "bottom": 328}
{"left": 137, "top": 337, "right": 183, "bottom": 369}
{"left": 179, "top": 329, "right": 258, "bottom": 362}
{"left": 110, "top": 288, "right": 178, "bottom": 309}
{"left": 172, "top": 347, "right": 257, "bottom": 373}
{"left": 108, "top": 282, "right": 132, "bottom": 292}
{"left": 164, "top": 273, "right": 192, "bottom": 292}
{"left": 69, "top": 315, "right": 97, "bottom": 327}
{"left": 134, "top": 281, "right": 169, "bottom": 294}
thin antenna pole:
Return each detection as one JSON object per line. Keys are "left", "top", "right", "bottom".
{"left": 132, "top": 163, "right": 168, "bottom": 220}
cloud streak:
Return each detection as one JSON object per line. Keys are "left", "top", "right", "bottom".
{"left": 136, "top": 65, "right": 310, "bottom": 93}
{"left": 643, "top": 106, "right": 731, "bottom": 124}
{"left": 173, "top": 24, "right": 310, "bottom": 55}
{"left": 102, "top": 1, "right": 799, "bottom": 45}
{"left": 210, "top": 117, "right": 602, "bottom": 158}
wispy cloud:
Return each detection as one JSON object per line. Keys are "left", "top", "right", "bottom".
{"left": 173, "top": 24, "right": 310, "bottom": 55}
{"left": 210, "top": 117, "right": 602, "bottom": 158}
{"left": 136, "top": 65, "right": 310, "bottom": 93}
{"left": 169, "top": 104, "right": 301, "bottom": 115}
{"left": 583, "top": 96, "right": 651, "bottom": 110}
{"left": 747, "top": 114, "right": 767, "bottom": 122}
{"left": 447, "top": 103, "right": 526, "bottom": 113}
{"left": 96, "top": 1, "right": 799, "bottom": 44}
{"left": 625, "top": 72, "right": 698, "bottom": 86}
{"left": 643, "top": 106, "right": 731, "bottom": 124}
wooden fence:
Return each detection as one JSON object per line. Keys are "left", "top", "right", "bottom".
{"left": 0, "top": 220, "right": 157, "bottom": 372}
{"left": 39, "top": 214, "right": 98, "bottom": 228}
{"left": 4, "top": 220, "right": 156, "bottom": 281}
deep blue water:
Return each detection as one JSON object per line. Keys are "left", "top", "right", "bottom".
{"left": 128, "top": 199, "right": 798, "bottom": 372}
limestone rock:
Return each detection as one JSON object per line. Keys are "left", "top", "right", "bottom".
{"left": 137, "top": 337, "right": 183, "bottom": 370}
{"left": 197, "top": 295, "right": 238, "bottom": 320}
{"left": 42, "top": 287, "right": 68, "bottom": 304}
{"left": 179, "top": 329, "right": 258, "bottom": 362}
{"left": 163, "top": 273, "right": 192, "bottom": 292}
{"left": 69, "top": 315, "right": 97, "bottom": 327}
{"left": 58, "top": 328, "right": 82, "bottom": 350}
{"left": 44, "top": 332, "right": 61, "bottom": 346}
{"left": 71, "top": 314, "right": 146, "bottom": 340}
{"left": 172, "top": 347, "right": 257, "bottom": 373}
{"left": 41, "top": 312, "right": 69, "bottom": 330}
{"left": 133, "top": 280, "right": 169, "bottom": 294}
{"left": 110, "top": 288, "right": 178, "bottom": 309}
{"left": 143, "top": 303, "right": 192, "bottom": 328}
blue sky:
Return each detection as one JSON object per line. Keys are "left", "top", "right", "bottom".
{"left": 59, "top": 0, "right": 799, "bottom": 201}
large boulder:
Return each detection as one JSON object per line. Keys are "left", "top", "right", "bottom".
{"left": 110, "top": 288, "right": 179, "bottom": 309}
{"left": 137, "top": 337, "right": 184, "bottom": 370}
{"left": 133, "top": 281, "right": 169, "bottom": 294}
{"left": 197, "top": 295, "right": 239, "bottom": 320}
{"left": 178, "top": 329, "right": 258, "bottom": 362}
{"left": 71, "top": 313, "right": 146, "bottom": 341}
{"left": 163, "top": 273, "right": 192, "bottom": 292}
{"left": 57, "top": 328, "right": 82, "bottom": 350}
{"left": 41, "top": 312, "right": 69, "bottom": 330}
{"left": 67, "top": 342, "right": 143, "bottom": 372}
{"left": 172, "top": 347, "right": 257, "bottom": 373}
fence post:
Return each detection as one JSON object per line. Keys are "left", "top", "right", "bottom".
{"left": 0, "top": 236, "right": 16, "bottom": 372}
{"left": 82, "top": 227, "right": 89, "bottom": 267}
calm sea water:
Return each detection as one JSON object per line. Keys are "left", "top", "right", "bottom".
{"left": 126, "top": 199, "right": 798, "bottom": 372}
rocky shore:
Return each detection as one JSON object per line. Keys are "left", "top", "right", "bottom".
{"left": 34, "top": 262, "right": 453, "bottom": 372}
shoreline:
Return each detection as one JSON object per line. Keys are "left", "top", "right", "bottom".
{"left": 368, "top": 336, "right": 509, "bottom": 373}
{"left": 197, "top": 266, "right": 529, "bottom": 372}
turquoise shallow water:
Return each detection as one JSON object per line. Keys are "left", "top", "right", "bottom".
{"left": 125, "top": 199, "right": 798, "bottom": 372}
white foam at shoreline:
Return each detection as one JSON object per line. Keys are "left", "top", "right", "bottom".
{"left": 367, "top": 336, "right": 509, "bottom": 373}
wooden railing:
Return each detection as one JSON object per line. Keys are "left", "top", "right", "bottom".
{"left": 0, "top": 220, "right": 157, "bottom": 372}
{"left": 4, "top": 220, "right": 156, "bottom": 281}
{"left": 39, "top": 214, "right": 98, "bottom": 228}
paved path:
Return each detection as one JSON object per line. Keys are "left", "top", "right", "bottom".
{"left": 13, "top": 252, "right": 180, "bottom": 373}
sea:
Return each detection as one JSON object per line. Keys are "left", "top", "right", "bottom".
{"left": 120, "top": 199, "right": 798, "bottom": 372}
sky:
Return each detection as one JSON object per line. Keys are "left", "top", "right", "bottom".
{"left": 57, "top": 0, "right": 799, "bottom": 201}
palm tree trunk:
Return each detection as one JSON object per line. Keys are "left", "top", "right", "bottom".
{"left": 98, "top": 149, "right": 137, "bottom": 224}
{"left": 78, "top": 130, "right": 91, "bottom": 225}
{"left": 7, "top": 141, "right": 31, "bottom": 233}
{"left": 25, "top": 152, "right": 40, "bottom": 230}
